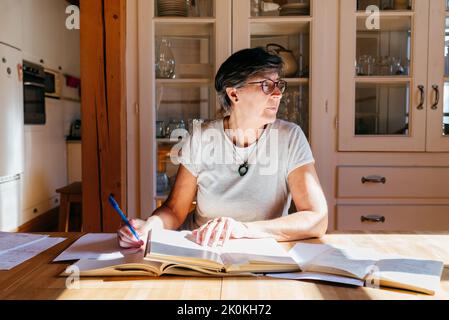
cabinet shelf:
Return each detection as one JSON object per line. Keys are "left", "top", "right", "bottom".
{"left": 250, "top": 19, "right": 310, "bottom": 36}
{"left": 156, "top": 138, "right": 183, "bottom": 143}
{"left": 285, "top": 77, "right": 309, "bottom": 84}
{"left": 155, "top": 18, "right": 215, "bottom": 37}
{"left": 356, "top": 15, "right": 411, "bottom": 32}
{"left": 156, "top": 78, "right": 211, "bottom": 87}
{"left": 355, "top": 11, "right": 413, "bottom": 18}
{"left": 355, "top": 76, "right": 412, "bottom": 83}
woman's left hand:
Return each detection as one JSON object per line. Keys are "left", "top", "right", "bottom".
{"left": 192, "top": 217, "right": 249, "bottom": 247}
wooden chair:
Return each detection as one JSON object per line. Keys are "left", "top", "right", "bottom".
{"left": 56, "top": 182, "right": 82, "bottom": 232}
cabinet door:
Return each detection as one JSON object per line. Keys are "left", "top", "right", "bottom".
{"left": 0, "top": 0, "right": 23, "bottom": 49}
{"left": 233, "top": 0, "right": 313, "bottom": 140}
{"left": 426, "top": 0, "right": 449, "bottom": 151}
{"left": 139, "top": 0, "right": 232, "bottom": 216}
{"left": 339, "top": 0, "right": 429, "bottom": 151}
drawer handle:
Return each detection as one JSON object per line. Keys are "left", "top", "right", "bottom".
{"left": 361, "top": 215, "right": 386, "bottom": 223}
{"left": 361, "top": 175, "right": 386, "bottom": 184}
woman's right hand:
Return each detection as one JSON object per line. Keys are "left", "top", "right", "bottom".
{"left": 117, "top": 218, "right": 150, "bottom": 248}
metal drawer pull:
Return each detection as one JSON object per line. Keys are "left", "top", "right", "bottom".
{"left": 417, "top": 85, "right": 425, "bottom": 110}
{"left": 431, "top": 85, "right": 439, "bottom": 110}
{"left": 361, "top": 215, "right": 386, "bottom": 223}
{"left": 361, "top": 175, "right": 386, "bottom": 184}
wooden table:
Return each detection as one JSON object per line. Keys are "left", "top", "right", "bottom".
{"left": 1, "top": 232, "right": 448, "bottom": 300}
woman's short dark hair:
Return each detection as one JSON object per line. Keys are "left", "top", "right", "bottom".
{"left": 215, "top": 47, "right": 283, "bottom": 114}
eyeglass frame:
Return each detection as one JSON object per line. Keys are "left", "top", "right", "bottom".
{"left": 245, "top": 79, "right": 288, "bottom": 95}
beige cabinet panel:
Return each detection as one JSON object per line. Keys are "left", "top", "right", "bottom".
{"left": 337, "top": 204, "right": 449, "bottom": 231}
{"left": 337, "top": 166, "right": 449, "bottom": 199}
{"left": 67, "top": 142, "right": 82, "bottom": 184}
{"left": 0, "top": 0, "right": 23, "bottom": 49}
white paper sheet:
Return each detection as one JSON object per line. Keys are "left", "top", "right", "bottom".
{"left": 53, "top": 233, "right": 137, "bottom": 262}
{"left": 265, "top": 271, "right": 365, "bottom": 287}
{"left": 0, "top": 231, "right": 49, "bottom": 254}
{"left": 0, "top": 236, "right": 66, "bottom": 270}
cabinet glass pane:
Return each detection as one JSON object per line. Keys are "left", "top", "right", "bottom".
{"left": 356, "top": 17, "right": 411, "bottom": 76}
{"left": 251, "top": 0, "right": 311, "bottom": 17}
{"left": 355, "top": 83, "right": 410, "bottom": 135}
{"left": 444, "top": 83, "right": 449, "bottom": 136}
{"left": 357, "top": 0, "right": 412, "bottom": 11}
{"left": 155, "top": 0, "right": 213, "bottom": 17}
{"left": 155, "top": 36, "right": 212, "bottom": 80}
{"left": 278, "top": 84, "right": 310, "bottom": 140}
{"left": 250, "top": 26, "right": 310, "bottom": 78}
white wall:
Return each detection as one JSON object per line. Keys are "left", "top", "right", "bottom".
{"left": 1, "top": 0, "right": 81, "bottom": 229}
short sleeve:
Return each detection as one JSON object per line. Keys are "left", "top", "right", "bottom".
{"left": 286, "top": 125, "right": 315, "bottom": 176}
{"left": 178, "top": 119, "right": 202, "bottom": 177}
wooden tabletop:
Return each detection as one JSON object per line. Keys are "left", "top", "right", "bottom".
{"left": 1, "top": 231, "right": 448, "bottom": 300}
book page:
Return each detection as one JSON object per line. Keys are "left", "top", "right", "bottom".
{"left": 265, "top": 271, "right": 365, "bottom": 287}
{"left": 289, "top": 243, "right": 334, "bottom": 268}
{"left": 374, "top": 257, "right": 444, "bottom": 295}
{"left": 0, "top": 232, "right": 49, "bottom": 255}
{"left": 302, "top": 245, "right": 381, "bottom": 279}
{"left": 62, "top": 251, "right": 162, "bottom": 276}
{"left": 147, "top": 229, "right": 223, "bottom": 265}
{"left": 0, "top": 236, "right": 66, "bottom": 270}
{"left": 220, "top": 238, "right": 296, "bottom": 266}
{"left": 53, "top": 233, "right": 137, "bottom": 262}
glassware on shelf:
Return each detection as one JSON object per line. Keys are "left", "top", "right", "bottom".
{"left": 356, "top": 55, "right": 376, "bottom": 76}
{"left": 156, "top": 121, "right": 166, "bottom": 138}
{"left": 251, "top": 0, "right": 260, "bottom": 16}
{"left": 156, "top": 172, "right": 170, "bottom": 194}
{"left": 156, "top": 38, "right": 176, "bottom": 79}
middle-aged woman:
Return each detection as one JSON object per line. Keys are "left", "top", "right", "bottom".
{"left": 118, "top": 47, "right": 328, "bottom": 248}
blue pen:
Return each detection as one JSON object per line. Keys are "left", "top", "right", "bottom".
{"left": 108, "top": 194, "right": 141, "bottom": 241}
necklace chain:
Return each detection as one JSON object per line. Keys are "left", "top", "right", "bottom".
{"left": 224, "top": 117, "right": 267, "bottom": 176}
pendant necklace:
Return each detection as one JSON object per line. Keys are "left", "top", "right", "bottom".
{"left": 225, "top": 118, "right": 267, "bottom": 177}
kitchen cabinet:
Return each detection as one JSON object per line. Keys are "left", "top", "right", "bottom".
{"left": 21, "top": 0, "right": 80, "bottom": 74}
{"left": 136, "top": 0, "right": 335, "bottom": 218}
{"left": 338, "top": 0, "right": 449, "bottom": 152}
{"left": 0, "top": 0, "right": 23, "bottom": 49}
{"left": 335, "top": 0, "right": 449, "bottom": 231}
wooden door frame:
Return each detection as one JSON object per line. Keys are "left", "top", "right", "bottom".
{"left": 80, "top": 0, "right": 127, "bottom": 232}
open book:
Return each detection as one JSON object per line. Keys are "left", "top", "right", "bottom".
{"left": 284, "top": 243, "right": 444, "bottom": 295}
{"left": 61, "top": 229, "right": 299, "bottom": 277}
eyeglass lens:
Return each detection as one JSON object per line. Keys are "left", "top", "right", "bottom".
{"left": 262, "top": 80, "right": 287, "bottom": 94}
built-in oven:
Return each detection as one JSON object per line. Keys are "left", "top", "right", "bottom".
{"left": 23, "top": 60, "right": 46, "bottom": 124}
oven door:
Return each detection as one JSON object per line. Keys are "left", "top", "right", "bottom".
{"left": 23, "top": 81, "right": 46, "bottom": 124}
{"left": 44, "top": 69, "right": 61, "bottom": 99}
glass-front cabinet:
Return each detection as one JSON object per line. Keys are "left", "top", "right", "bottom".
{"left": 233, "top": 0, "right": 312, "bottom": 140}
{"left": 339, "top": 0, "right": 449, "bottom": 151}
{"left": 138, "top": 0, "right": 231, "bottom": 213}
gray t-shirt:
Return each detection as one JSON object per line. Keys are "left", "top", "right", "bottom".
{"left": 177, "top": 118, "right": 315, "bottom": 230}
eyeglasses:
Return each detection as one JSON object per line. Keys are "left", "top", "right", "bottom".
{"left": 246, "top": 79, "right": 288, "bottom": 95}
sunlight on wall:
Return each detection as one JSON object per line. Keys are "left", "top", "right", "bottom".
{"left": 0, "top": 175, "right": 22, "bottom": 231}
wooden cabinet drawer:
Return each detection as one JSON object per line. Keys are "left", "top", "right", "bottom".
{"left": 337, "top": 204, "right": 449, "bottom": 231}
{"left": 337, "top": 166, "right": 449, "bottom": 198}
